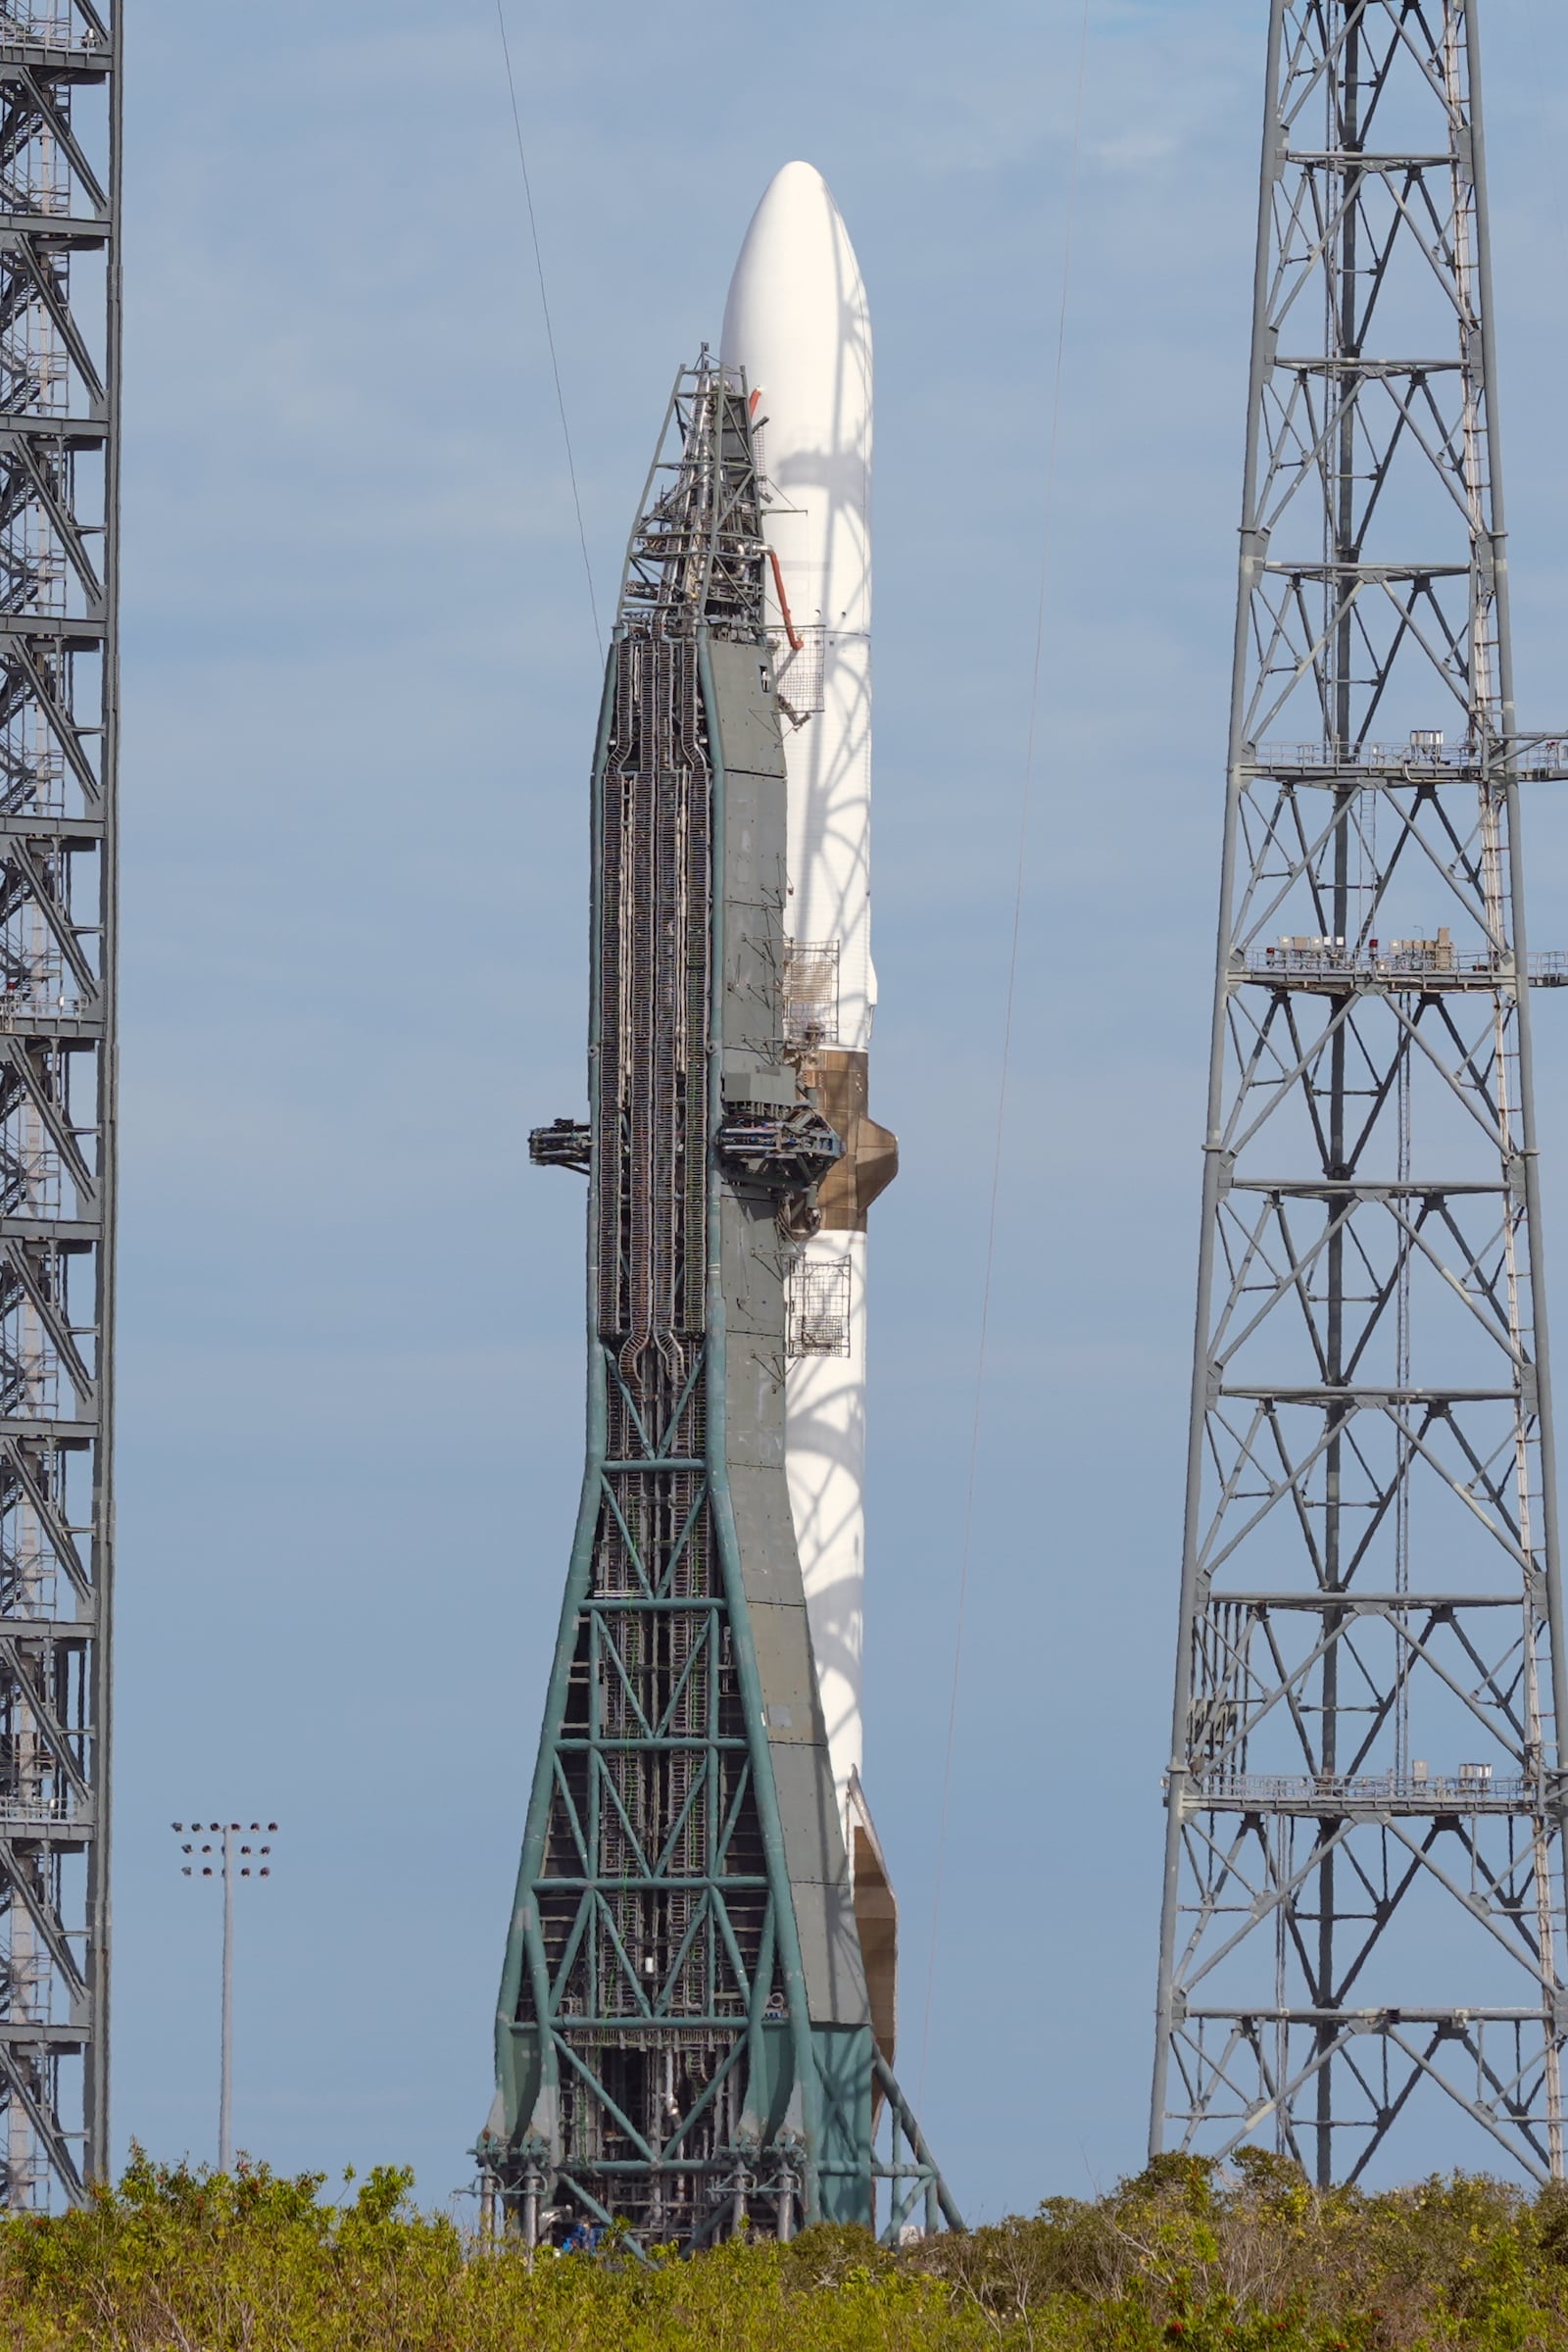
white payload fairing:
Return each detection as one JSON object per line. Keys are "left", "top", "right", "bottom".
{"left": 722, "top": 164, "right": 900, "bottom": 2054}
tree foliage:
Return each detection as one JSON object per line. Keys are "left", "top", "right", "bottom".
{"left": 2, "top": 2149, "right": 1568, "bottom": 2347}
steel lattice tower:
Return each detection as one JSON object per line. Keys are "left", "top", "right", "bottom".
{"left": 1152, "top": 0, "right": 1568, "bottom": 2184}
{"left": 0, "top": 2, "right": 119, "bottom": 2206}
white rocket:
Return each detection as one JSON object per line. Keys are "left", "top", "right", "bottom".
{"left": 722, "top": 164, "right": 900, "bottom": 2052}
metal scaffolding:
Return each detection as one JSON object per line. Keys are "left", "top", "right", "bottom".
{"left": 1152, "top": 0, "right": 1568, "bottom": 2185}
{"left": 496, "top": 360, "right": 956, "bottom": 2251}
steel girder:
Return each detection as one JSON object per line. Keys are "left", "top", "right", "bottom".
{"left": 1152, "top": 0, "right": 1568, "bottom": 2187}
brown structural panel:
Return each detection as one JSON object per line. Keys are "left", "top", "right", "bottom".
{"left": 847, "top": 1770, "right": 898, "bottom": 2067}
{"left": 798, "top": 1049, "right": 899, "bottom": 1231}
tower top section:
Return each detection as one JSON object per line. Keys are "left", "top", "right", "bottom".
{"left": 1239, "top": 0, "right": 1507, "bottom": 759}
{"left": 619, "top": 357, "right": 767, "bottom": 643}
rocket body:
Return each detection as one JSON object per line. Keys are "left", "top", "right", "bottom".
{"left": 722, "top": 168, "right": 896, "bottom": 1996}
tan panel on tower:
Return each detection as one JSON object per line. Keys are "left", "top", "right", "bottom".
{"left": 847, "top": 1771, "right": 898, "bottom": 2065}
{"left": 799, "top": 1049, "right": 899, "bottom": 1232}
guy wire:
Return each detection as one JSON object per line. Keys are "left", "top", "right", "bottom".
{"left": 915, "top": 0, "right": 1093, "bottom": 2122}
{"left": 494, "top": 0, "right": 603, "bottom": 660}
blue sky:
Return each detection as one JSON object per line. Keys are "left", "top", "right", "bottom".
{"left": 111, "top": 0, "right": 1568, "bottom": 2219}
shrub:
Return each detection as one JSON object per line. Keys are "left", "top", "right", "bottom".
{"left": 0, "top": 2151, "right": 1565, "bottom": 2349}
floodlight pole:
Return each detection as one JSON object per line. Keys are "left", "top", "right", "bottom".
{"left": 220, "top": 1826, "right": 234, "bottom": 2174}
{"left": 172, "top": 1822, "right": 275, "bottom": 2174}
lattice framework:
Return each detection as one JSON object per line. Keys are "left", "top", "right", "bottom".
{"left": 1152, "top": 0, "right": 1568, "bottom": 2186}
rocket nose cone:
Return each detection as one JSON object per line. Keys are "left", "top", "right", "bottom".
{"left": 755, "top": 158, "right": 837, "bottom": 219}
{"left": 721, "top": 160, "right": 866, "bottom": 380}
{"left": 734, "top": 160, "right": 841, "bottom": 259}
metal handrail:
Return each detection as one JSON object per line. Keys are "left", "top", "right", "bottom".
{"left": 1250, "top": 734, "right": 1568, "bottom": 774}
{"left": 0, "top": 1795, "right": 81, "bottom": 1826}
{"left": 0, "top": 7, "right": 96, "bottom": 47}
{"left": 1244, "top": 946, "right": 1567, "bottom": 982}
{"left": 1195, "top": 1770, "right": 1538, "bottom": 1806}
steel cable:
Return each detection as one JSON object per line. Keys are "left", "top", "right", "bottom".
{"left": 915, "top": 0, "right": 1094, "bottom": 2125}
{"left": 493, "top": 0, "right": 604, "bottom": 661}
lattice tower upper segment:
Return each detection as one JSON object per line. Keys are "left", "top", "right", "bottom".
{"left": 1152, "top": 0, "right": 1568, "bottom": 2188}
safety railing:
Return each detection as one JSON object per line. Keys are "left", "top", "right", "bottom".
{"left": 0, "top": 1792, "right": 85, "bottom": 1832}
{"left": 0, "top": 6, "right": 108, "bottom": 51}
{"left": 0, "top": 987, "right": 89, "bottom": 1029}
{"left": 1250, "top": 734, "right": 1568, "bottom": 778}
{"left": 1194, "top": 1770, "right": 1537, "bottom": 1809}
{"left": 1243, "top": 945, "right": 1567, "bottom": 986}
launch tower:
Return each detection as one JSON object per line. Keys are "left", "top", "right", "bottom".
{"left": 0, "top": 2, "right": 119, "bottom": 2207}
{"left": 484, "top": 360, "right": 956, "bottom": 2248}
{"left": 1153, "top": 0, "right": 1568, "bottom": 2182}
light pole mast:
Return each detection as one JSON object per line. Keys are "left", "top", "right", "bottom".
{"left": 175, "top": 1823, "right": 274, "bottom": 2174}
{"left": 220, "top": 1829, "right": 232, "bottom": 2173}
{"left": 1152, "top": 0, "right": 1568, "bottom": 2184}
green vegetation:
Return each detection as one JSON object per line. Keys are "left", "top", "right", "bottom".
{"left": 4, "top": 2147, "right": 1568, "bottom": 2347}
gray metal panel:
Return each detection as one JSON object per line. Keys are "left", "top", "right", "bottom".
{"left": 719, "top": 1206, "right": 788, "bottom": 1348}
{"left": 748, "top": 1595, "right": 822, "bottom": 1739}
{"left": 708, "top": 636, "right": 788, "bottom": 780}
{"left": 711, "top": 609, "right": 865, "bottom": 2035}
{"left": 729, "top": 1467, "right": 803, "bottom": 1594}
{"left": 769, "top": 1745, "right": 864, "bottom": 1975}
{"left": 710, "top": 635, "right": 788, "bottom": 1080}
{"left": 722, "top": 1065, "right": 798, "bottom": 1106}
{"left": 787, "top": 1872, "right": 870, "bottom": 2030}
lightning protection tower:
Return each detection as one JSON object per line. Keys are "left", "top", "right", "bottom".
{"left": 0, "top": 2, "right": 120, "bottom": 2208}
{"left": 481, "top": 359, "right": 957, "bottom": 2252}
{"left": 1152, "top": 0, "right": 1568, "bottom": 2184}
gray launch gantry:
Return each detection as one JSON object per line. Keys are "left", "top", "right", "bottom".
{"left": 0, "top": 3, "right": 119, "bottom": 2209}
{"left": 483, "top": 361, "right": 958, "bottom": 2248}
{"left": 1153, "top": 0, "right": 1568, "bottom": 2183}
